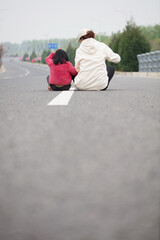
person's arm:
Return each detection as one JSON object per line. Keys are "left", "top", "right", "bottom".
{"left": 75, "top": 49, "right": 80, "bottom": 72}
{"left": 68, "top": 62, "right": 78, "bottom": 76}
{"left": 45, "top": 52, "right": 55, "bottom": 66}
{"left": 105, "top": 45, "right": 121, "bottom": 63}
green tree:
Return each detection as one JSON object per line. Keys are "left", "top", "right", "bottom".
{"left": 23, "top": 53, "right": 29, "bottom": 61}
{"left": 140, "top": 24, "right": 160, "bottom": 40}
{"left": 107, "top": 32, "right": 122, "bottom": 70}
{"left": 0, "top": 43, "right": 5, "bottom": 67}
{"left": 119, "top": 20, "right": 150, "bottom": 71}
{"left": 66, "top": 43, "right": 76, "bottom": 65}
{"left": 30, "top": 51, "right": 37, "bottom": 61}
{"left": 140, "top": 24, "right": 160, "bottom": 51}
{"left": 41, "top": 49, "right": 51, "bottom": 64}
{"left": 149, "top": 38, "right": 160, "bottom": 51}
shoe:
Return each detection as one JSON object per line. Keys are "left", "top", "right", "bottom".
{"left": 48, "top": 85, "right": 52, "bottom": 91}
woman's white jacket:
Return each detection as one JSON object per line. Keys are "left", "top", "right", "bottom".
{"left": 74, "top": 38, "right": 121, "bottom": 90}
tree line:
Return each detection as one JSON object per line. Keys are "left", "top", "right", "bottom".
{"left": 2, "top": 21, "right": 160, "bottom": 72}
{"left": 65, "top": 21, "right": 159, "bottom": 72}
{"left": 0, "top": 43, "right": 5, "bottom": 67}
{"left": 107, "top": 20, "right": 151, "bottom": 71}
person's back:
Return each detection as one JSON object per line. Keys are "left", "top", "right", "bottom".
{"left": 74, "top": 29, "right": 121, "bottom": 91}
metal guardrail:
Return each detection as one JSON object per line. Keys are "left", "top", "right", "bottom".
{"left": 137, "top": 51, "right": 160, "bottom": 72}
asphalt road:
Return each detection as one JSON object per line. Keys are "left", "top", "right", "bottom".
{"left": 0, "top": 58, "right": 160, "bottom": 240}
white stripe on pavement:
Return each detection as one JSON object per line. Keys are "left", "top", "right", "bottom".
{"left": 47, "top": 87, "right": 76, "bottom": 106}
{"left": 7, "top": 63, "right": 30, "bottom": 77}
{"left": 24, "top": 69, "right": 30, "bottom": 76}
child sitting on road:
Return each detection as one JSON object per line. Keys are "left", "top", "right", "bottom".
{"left": 46, "top": 49, "right": 77, "bottom": 91}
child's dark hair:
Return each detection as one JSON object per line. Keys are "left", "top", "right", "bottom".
{"left": 53, "top": 49, "right": 69, "bottom": 65}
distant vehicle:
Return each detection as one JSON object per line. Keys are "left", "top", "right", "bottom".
{"left": 25, "top": 57, "right": 30, "bottom": 61}
{"left": 19, "top": 56, "right": 41, "bottom": 63}
{"left": 31, "top": 57, "right": 41, "bottom": 63}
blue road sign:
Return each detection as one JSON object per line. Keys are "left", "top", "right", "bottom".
{"left": 48, "top": 43, "right": 58, "bottom": 49}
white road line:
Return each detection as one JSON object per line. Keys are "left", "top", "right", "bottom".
{"left": 47, "top": 87, "right": 76, "bottom": 106}
{"left": 24, "top": 69, "right": 30, "bottom": 76}
{"left": 6, "top": 63, "right": 30, "bottom": 77}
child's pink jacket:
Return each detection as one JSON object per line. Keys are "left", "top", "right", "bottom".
{"left": 46, "top": 52, "right": 77, "bottom": 85}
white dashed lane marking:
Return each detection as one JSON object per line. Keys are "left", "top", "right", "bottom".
{"left": 47, "top": 87, "right": 76, "bottom": 106}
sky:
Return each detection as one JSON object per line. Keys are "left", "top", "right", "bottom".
{"left": 0, "top": 0, "right": 160, "bottom": 43}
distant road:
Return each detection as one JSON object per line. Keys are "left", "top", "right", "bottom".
{"left": 0, "top": 58, "right": 160, "bottom": 240}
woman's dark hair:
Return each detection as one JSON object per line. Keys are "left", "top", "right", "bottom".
{"left": 80, "top": 31, "right": 95, "bottom": 41}
{"left": 53, "top": 49, "right": 69, "bottom": 65}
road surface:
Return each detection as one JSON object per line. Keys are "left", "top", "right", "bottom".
{"left": 0, "top": 58, "right": 160, "bottom": 240}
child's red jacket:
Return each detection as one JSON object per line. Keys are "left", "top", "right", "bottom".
{"left": 46, "top": 52, "right": 77, "bottom": 85}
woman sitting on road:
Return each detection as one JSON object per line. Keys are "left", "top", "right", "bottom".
{"left": 46, "top": 49, "right": 77, "bottom": 91}
{"left": 74, "top": 28, "right": 121, "bottom": 90}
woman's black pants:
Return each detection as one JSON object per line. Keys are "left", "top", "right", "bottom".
{"left": 102, "top": 66, "right": 115, "bottom": 90}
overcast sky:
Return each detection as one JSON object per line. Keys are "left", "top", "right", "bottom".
{"left": 0, "top": 0, "right": 160, "bottom": 43}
